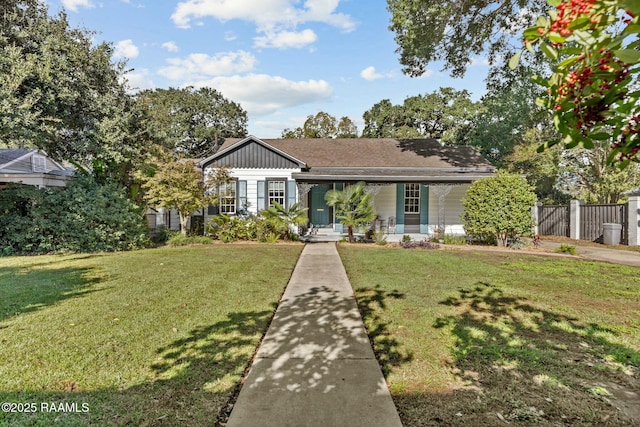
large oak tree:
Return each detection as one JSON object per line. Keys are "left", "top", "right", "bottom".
{"left": 135, "top": 87, "right": 248, "bottom": 158}
{"left": 0, "top": 0, "right": 139, "bottom": 175}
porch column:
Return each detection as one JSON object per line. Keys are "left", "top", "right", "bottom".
{"left": 296, "top": 183, "right": 317, "bottom": 209}
{"left": 628, "top": 196, "right": 640, "bottom": 246}
{"left": 431, "top": 184, "right": 453, "bottom": 236}
{"left": 296, "top": 183, "right": 317, "bottom": 232}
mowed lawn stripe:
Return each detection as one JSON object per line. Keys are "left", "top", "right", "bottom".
{"left": 0, "top": 244, "right": 302, "bottom": 426}
{"left": 339, "top": 246, "right": 640, "bottom": 427}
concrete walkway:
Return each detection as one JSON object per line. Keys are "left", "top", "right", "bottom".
{"left": 226, "top": 243, "right": 403, "bottom": 427}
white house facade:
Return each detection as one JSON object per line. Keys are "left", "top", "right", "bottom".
{"left": 197, "top": 136, "right": 495, "bottom": 237}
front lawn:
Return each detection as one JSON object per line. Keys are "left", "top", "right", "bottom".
{"left": 339, "top": 246, "right": 640, "bottom": 426}
{"left": 0, "top": 244, "right": 302, "bottom": 426}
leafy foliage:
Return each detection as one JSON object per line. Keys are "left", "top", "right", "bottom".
{"left": 361, "top": 88, "right": 481, "bottom": 143}
{"left": 507, "top": 128, "right": 571, "bottom": 204}
{"left": 206, "top": 214, "right": 290, "bottom": 243}
{"left": 135, "top": 87, "right": 248, "bottom": 158}
{"left": 261, "top": 202, "right": 308, "bottom": 240}
{"left": 0, "top": 176, "right": 150, "bottom": 255}
{"left": 468, "top": 77, "right": 551, "bottom": 166}
{"left": 463, "top": 172, "right": 538, "bottom": 246}
{"left": 325, "top": 182, "right": 377, "bottom": 243}
{"left": 281, "top": 112, "right": 358, "bottom": 138}
{"left": 387, "top": 0, "right": 548, "bottom": 78}
{"left": 0, "top": 1, "right": 141, "bottom": 176}
{"left": 517, "top": 0, "right": 640, "bottom": 164}
{"left": 136, "top": 155, "right": 226, "bottom": 236}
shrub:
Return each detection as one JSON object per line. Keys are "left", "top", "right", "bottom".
{"left": 557, "top": 244, "right": 576, "bottom": 255}
{"left": 167, "top": 234, "right": 212, "bottom": 246}
{"left": 463, "top": 171, "right": 538, "bottom": 247}
{"left": 401, "top": 234, "right": 412, "bottom": 243}
{"left": 373, "top": 230, "right": 388, "bottom": 246}
{"left": 207, "top": 214, "right": 257, "bottom": 242}
{"left": 399, "top": 239, "right": 440, "bottom": 250}
{"left": 0, "top": 177, "right": 150, "bottom": 255}
{"left": 443, "top": 234, "right": 467, "bottom": 245}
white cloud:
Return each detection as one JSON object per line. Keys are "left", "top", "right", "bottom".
{"left": 162, "top": 41, "right": 179, "bottom": 53}
{"left": 190, "top": 74, "right": 333, "bottom": 116}
{"left": 158, "top": 51, "right": 257, "bottom": 81}
{"left": 61, "top": 0, "right": 94, "bottom": 12}
{"left": 114, "top": 39, "right": 140, "bottom": 59}
{"left": 171, "top": 0, "right": 355, "bottom": 48}
{"left": 121, "top": 69, "right": 155, "bottom": 93}
{"left": 254, "top": 29, "right": 318, "bottom": 49}
{"left": 360, "top": 66, "right": 383, "bottom": 81}
{"left": 224, "top": 31, "right": 237, "bottom": 42}
{"left": 360, "top": 66, "right": 395, "bottom": 81}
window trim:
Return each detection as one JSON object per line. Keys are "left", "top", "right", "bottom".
{"left": 218, "top": 180, "right": 237, "bottom": 214}
{"left": 32, "top": 155, "right": 46, "bottom": 173}
{"left": 266, "top": 178, "right": 287, "bottom": 208}
{"left": 404, "top": 183, "right": 421, "bottom": 214}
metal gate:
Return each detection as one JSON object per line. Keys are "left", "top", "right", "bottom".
{"left": 580, "top": 204, "right": 628, "bottom": 244}
{"left": 537, "top": 205, "right": 570, "bottom": 237}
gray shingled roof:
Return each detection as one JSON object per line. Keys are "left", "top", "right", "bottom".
{"left": 0, "top": 149, "right": 31, "bottom": 166}
{"left": 215, "top": 137, "right": 493, "bottom": 170}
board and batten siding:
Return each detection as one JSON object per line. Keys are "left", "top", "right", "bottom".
{"left": 372, "top": 185, "right": 397, "bottom": 225}
{"left": 427, "top": 185, "right": 469, "bottom": 235}
{"left": 203, "top": 167, "right": 301, "bottom": 224}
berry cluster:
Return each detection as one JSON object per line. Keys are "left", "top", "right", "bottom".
{"left": 555, "top": 51, "right": 631, "bottom": 130}
{"left": 614, "top": 115, "right": 640, "bottom": 160}
{"left": 549, "top": 0, "right": 598, "bottom": 38}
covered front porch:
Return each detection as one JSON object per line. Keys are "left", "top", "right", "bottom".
{"left": 295, "top": 178, "right": 471, "bottom": 239}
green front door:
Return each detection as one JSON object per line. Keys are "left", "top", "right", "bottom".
{"left": 310, "top": 184, "right": 330, "bottom": 226}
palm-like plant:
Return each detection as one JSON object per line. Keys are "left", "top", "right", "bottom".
{"left": 261, "top": 202, "right": 308, "bottom": 240}
{"left": 325, "top": 182, "right": 377, "bottom": 243}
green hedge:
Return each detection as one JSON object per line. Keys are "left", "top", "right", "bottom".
{"left": 0, "top": 176, "right": 150, "bottom": 255}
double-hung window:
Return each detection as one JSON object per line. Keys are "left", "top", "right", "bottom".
{"left": 218, "top": 181, "right": 237, "bottom": 214}
{"left": 267, "top": 179, "right": 286, "bottom": 207}
{"left": 404, "top": 183, "right": 421, "bottom": 213}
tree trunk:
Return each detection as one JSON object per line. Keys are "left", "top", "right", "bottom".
{"left": 179, "top": 213, "right": 189, "bottom": 237}
{"left": 348, "top": 225, "right": 354, "bottom": 243}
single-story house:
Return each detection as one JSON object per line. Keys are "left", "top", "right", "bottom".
{"left": 197, "top": 136, "right": 495, "bottom": 236}
{"left": 0, "top": 149, "right": 73, "bottom": 189}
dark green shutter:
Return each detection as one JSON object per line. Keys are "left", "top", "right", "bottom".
{"left": 257, "top": 180, "right": 265, "bottom": 211}
{"left": 207, "top": 204, "right": 219, "bottom": 215}
{"left": 420, "top": 185, "right": 429, "bottom": 233}
{"left": 395, "top": 184, "right": 405, "bottom": 234}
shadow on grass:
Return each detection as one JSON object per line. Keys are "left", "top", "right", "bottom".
{"left": 0, "top": 308, "right": 276, "bottom": 427}
{"left": 397, "top": 282, "right": 640, "bottom": 426}
{"left": 356, "top": 285, "right": 413, "bottom": 378}
{"left": 0, "top": 266, "right": 104, "bottom": 322}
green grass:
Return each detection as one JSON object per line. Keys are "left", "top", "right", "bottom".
{"left": 339, "top": 245, "right": 640, "bottom": 426}
{"left": 0, "top": 244, "right": 302, "bottom": 426}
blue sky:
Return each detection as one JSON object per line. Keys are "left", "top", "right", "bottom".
{"left": 47, "top": 0, "right": 491, "bottom": 138}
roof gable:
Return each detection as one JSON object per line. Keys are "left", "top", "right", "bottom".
{"left": 0, "top": 149, "right": 66, "bottom": 173}
{"left": 200, "top": 136, "right": 306, "bottom": 169}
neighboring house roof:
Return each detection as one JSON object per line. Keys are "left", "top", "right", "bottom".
{"left": 0, "top": 148, "right": 73, "bottom": 188}
{"left": 201, "top": 136, "right": 495, "bottom": 183}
